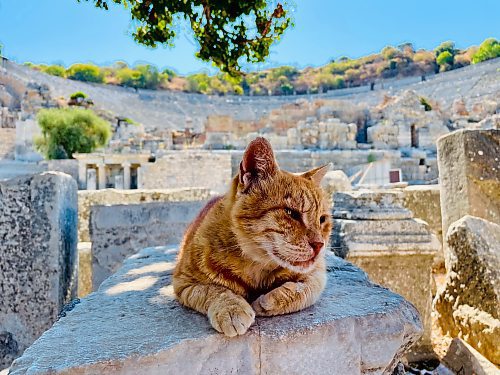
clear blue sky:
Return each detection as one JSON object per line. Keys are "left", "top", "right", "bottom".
{"left": 0, "top": 0, "right": 498, "bottom": 75}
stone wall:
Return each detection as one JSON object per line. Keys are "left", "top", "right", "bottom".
{"left": 140, "top": 151, "right": 233, "bottom": 194}
{"left": 78, "top": 187, "right": 211, "bottom": 242}
{"left": 89, "top": 200, "right": 207, "bottom": 289}
{"left": 9, "top": 246, "right": 422, "bottom": 375}
{"left": 0, "top": 172, "right": 77, "bottom": 370}
{"left": 230, "top": 149, "right": 402, "bottom": 175}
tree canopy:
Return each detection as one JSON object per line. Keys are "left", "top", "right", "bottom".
{"left": 78, "top": 0, "right": 292, "bottom": 76}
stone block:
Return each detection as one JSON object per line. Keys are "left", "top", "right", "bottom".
{"left": 78, "top": 188, "right": 211, "bottom": 242}
{"left": 90, "top": 200, "right": 207, "bottom": 290}
{"left": 401, "top": 185, "right": 442, "bottom": 243}
{"left": 331, "top": 190, "right": 439, "bottom": 358}
{"left": 9, "top": 246, "right": 422, "bottom": 375}
{"left": 437, "top": 129, "right": 500, "bottom": 241}
{"left": 0, "top": 172, "right": 77, "bottom": 370}
{"left": 443, "top": 338, "right": 500, "bottom": 375}
{"left": 434, "top": 215, "right": 500, "bottom": 364}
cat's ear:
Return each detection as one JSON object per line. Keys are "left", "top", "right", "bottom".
{"left": 301, "top": 164, "right": 331, "bottom": 186}
{"left": 239, "top": 137, "right": 278, "bottom": 189}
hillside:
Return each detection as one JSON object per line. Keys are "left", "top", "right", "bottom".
{"left": 4, "top": 57, "right": 499, "bottom": 132}
{"left": 26, "top": 38, "right": 500, "bottom": 96}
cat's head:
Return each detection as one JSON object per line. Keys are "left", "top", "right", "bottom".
{"left": 231, "top": 137, "right": 332, "bottom": 274}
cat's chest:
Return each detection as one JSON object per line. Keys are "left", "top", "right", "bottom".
{"left": 242, "top": 265, "right": 292, "bottom": 299}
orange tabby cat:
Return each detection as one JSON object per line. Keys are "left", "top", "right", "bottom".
{"left": 173, "top": 137, "right": 332, "bottom": 337}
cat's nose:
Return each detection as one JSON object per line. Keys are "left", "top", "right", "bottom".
{"left": 309, "top": 241, "right": 324, "bottom": 257}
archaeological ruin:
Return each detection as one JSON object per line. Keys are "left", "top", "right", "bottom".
{"left": 1, "top": 54, "right": 500, "bottom": 374}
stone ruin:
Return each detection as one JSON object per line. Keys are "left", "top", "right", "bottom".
{"left": 0, "top": 130, "right": 499, "bottom": 374}
{"left": 331, "top": 190, "right": 440, "bottom": 358}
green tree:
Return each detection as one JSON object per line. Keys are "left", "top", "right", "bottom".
{"left": 434, "top": 41, "right": 456, "bottom": 57}
{"left": 35, "top": 108, "right": 111, "bottom": 159}
{"left": 472, "top": 38, "right": 500, "bottom": 64}
{"left": 66, "top": 63, "right": 104, "bottom": 83}
{"left": 78, "top": 0, "right": 292, "bottom": 76}
{"left": 436, "top": 51, "right": 454, "bottom": 71}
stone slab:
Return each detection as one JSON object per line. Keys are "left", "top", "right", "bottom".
{"left": 78, "top": 188, "right": 212, "bottom": 242}
{"left": 10, "top": 246, "right": 422, "bottom": 375}
{"left": 0, "top": 172, "right": 77, "bottom": 370}
{"left": 90, "top": 200, "right": 207, "bottom": 289}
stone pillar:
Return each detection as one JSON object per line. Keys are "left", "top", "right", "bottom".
{"left": 331, "top": 190, "right": 439, "bottom": 360}
{"left": 86, "top": 169, "right": 97, "bottom": 191}
{"left": 97, "top": 163, "right": 106, "bottom": 190}
{"left": 114, "top": 175, "right": 124, "bottom": 189}
{"left": 136, "top": 166, "right": 143, "bottom": 189}
{"left": 0, "top": 172, "right": 77, "bottom": 370}
{"left": 437, "top": 129, "right": 500, "bottom": 243}
{"left": 122, "top": 162, "right": 131, "bottom": 190}
{"left": 78, "top": 163, "right": 87, "bottom": 190}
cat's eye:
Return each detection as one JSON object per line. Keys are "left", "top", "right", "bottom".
{"left": 320, "top": 215, "right": 327, "bottom": 224}
{"left": 284, "top": 208, "right": 302, "bottom": 221}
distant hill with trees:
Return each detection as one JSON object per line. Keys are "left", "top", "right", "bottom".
{"left": 26, "top": 38, "right": 499, "bottom": 97}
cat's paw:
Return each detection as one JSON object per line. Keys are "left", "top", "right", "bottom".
{"left": 208, "top": 296, "right": 255, "bottom": 337}
{"left": 251, "top": 282, "right": 299, "bottom": 316}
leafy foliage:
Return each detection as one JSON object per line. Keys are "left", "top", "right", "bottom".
{"left": 472, "top": 38, "right": 500, "bottom": 64}
{"left": 35, "top": 108, "right": 111, "bottom": 159}
{"left": 77, "top": 0, "right": 292, "bottom": 76}
{"left": 67, "top": 63, "right": 104, "bottom": 83}
{"left": 70, "top": 91, "right": 88, "bottom": 100}
{"left": 30, "top": 38, "right": 496, "bottom": 96}
{"left": 436, "top": 51, "right": 454, "bottom": 71}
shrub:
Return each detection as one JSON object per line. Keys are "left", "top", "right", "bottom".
{"left": 43, "top": 65, "right": 66, "bottom": 77}
{"left": 35, "top": 108, "right": 111, "bottom": 159}
{"left": 367, "top": 154, "right": 376, "bottom": 163}
{"left": 419, "top": 97, "right": 432, "bottom": 111}
{"left": 66, "top": 63, "right": 104, "bottom": 83}
{"left": 70, "top": 91, "right": 88, "bottom": 100}
{"left": 434, "top": 41, "right": 456, "bottom": 57}
{"left": 472, "top": 38, "right": 500, "bottom": 64}
{"left": 381, "top": 46, "right": 399, "bottom": 60}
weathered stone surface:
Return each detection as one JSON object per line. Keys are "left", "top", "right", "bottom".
{"left": 443, "top": 338, "right": 500, "bottom": 375}
{"left": 90, "top": 200, "right": 207, "bottom": 289}
{"left": 434, "top": 215, "right": 500, "bottom": 364}
{"left": 77, "top": 242, "right": 92, "bottom": 298}
{"left": 332, "top": 190, "right": 413, "bottom": 221}
{"left": 140, "top": 151, "right": 233, "bottom": 194}
{"left": 78, "top": 187, "right": 211, "bottom": 242}
{"left": 331, "top": 190, "right": 439, "bottom": 357}
{"left": 9, "top": 246, "right": 422, "bottom": 375}
{"left": 0, "top": 172, "right": 77, "bottom": 370}
{"left": 321, "top": 170, "right": 351, "bottom": 204}
{"left": 401, "top": 185, "right": 442, "bottom": 243}
{"left": 437, "top": 129, "right": 500, "bottom": 240}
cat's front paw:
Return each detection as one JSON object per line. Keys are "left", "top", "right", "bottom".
{"left": 208, "top": 296, "right": 255, "bottom": 337}
{"left": 252, "top": 282, "right": 300, "bottom": 316}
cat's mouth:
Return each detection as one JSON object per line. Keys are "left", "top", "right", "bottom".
{"left": 272, "top": 249, "right": 317, "bottom": 269}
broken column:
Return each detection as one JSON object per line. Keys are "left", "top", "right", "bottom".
{"left": 0, "top": 172, "right": 78, "bottom": 370}
{"left": 331, "top": 190, "right": 439, "bottom": 358}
